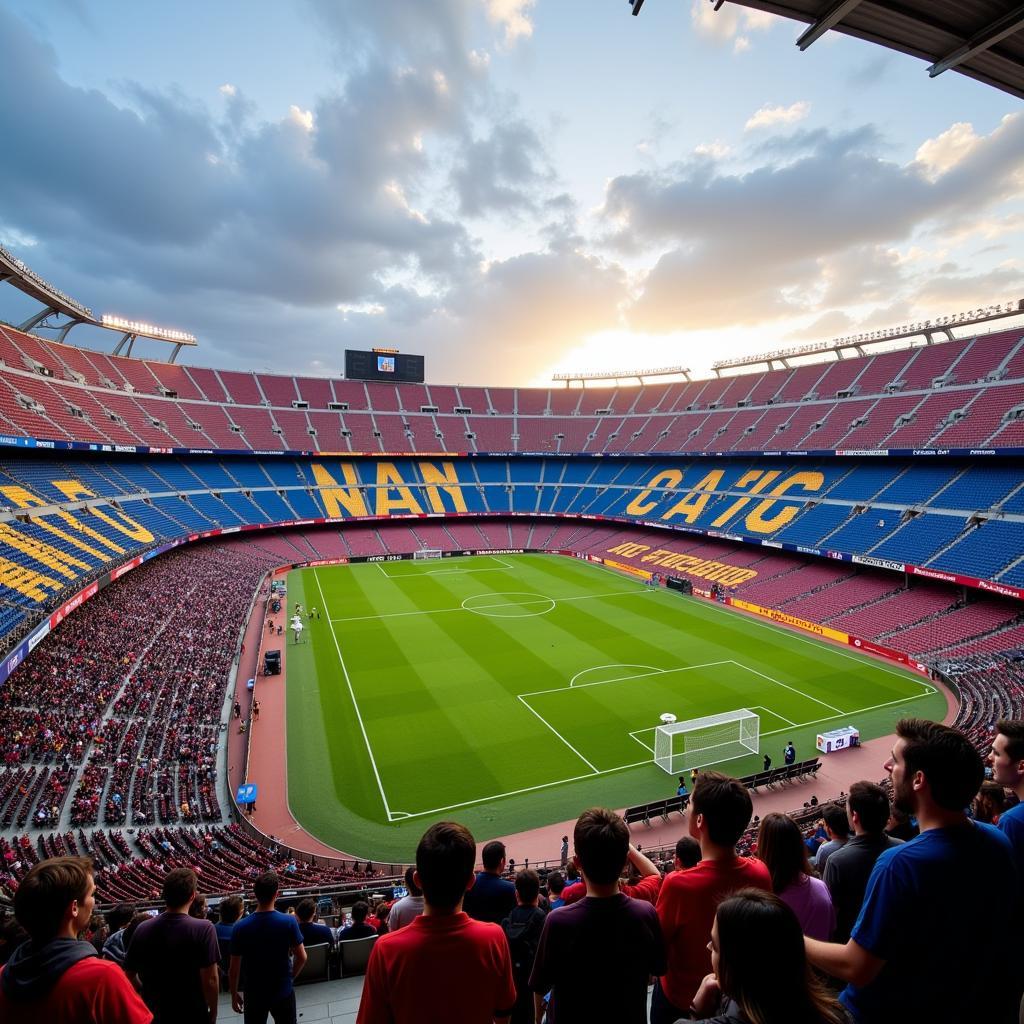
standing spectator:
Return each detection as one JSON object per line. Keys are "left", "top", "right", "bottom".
{"left": 756, "top": 813, "right": 835, "bottom": 941}
{"left": 229, "top": 872, "right": 307, "bottom": 1024}
{"left": 688, "top": 889, "right": 847, "bottom": 1024}
{"left": 0, "top": 856, "right": 151, "bottom": 1024}
{"left": 215, "top": 896, "right": 243, "bottom": 987}
{"left": 784, "top": 741, "right": 797, "bottom": 766}
{"left": 357, "top": 821, "right": 516, "bottom": 1024}
{"left": 805, "top": 718, "right": 1019, "bottom": 1023}
{"left": 822, "top": 781, "right": 903, "bottom": 944}
{"left": 813, "top": 806, "right": 851, "bottom": 873}
{"left": 101, "top": 904, "right": 137, "bottom": 966}
{"left": 295, "top": 899, "right": 334, "bottom": 948}
{"left": 336, "top": 902, "right": 376, "bottom": 942}
{"left": 124, "top": 868, "right": 220, "bottom": 1024}
{"left": 971, "top": 780, "right": 1006, "bottom": 825}
{"left": 502, "top": 869, "right": 547, "bottom": 1024}
{"left": 763, "top": 754, "right": 772, "bottom": 773}
{"left": 988, "top": 719, "right": 1024, "bottom": 867}
{"left": 387, "top": 867, "right": 424, "bottom": 931}
{"left": 653, "top": 771, "right": 771, "bottom": 1024}
{"left": 463, "top": 840, "right": 517, "bottom": 925}
{"left": 560, "top": 836, "right": 569, "bottom": 867}
{"left": 529, "top": 808, "right": 665, "bottom": 1024}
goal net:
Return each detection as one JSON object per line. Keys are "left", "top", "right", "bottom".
{"left": 654, "top": 709, "right": 759, "bottom": 775}
{"left": 413, "top": 549, "right": 443, "bottom": 560}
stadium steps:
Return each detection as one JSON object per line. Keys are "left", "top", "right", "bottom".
{"left": 776, "top": 569, "right": 856, "bottom": 608}
{"left": 929, "top": 613, "right": 1024, "bottom": 659}
{"left": 820, "top": 583, "right": 908, "bottom": 623}
{"left": 876, "top": 600, "right": 965, "bottom": 641}
{"left": 919, "top": 521, "right": 977, "bottom": 568}
{"left": 997, "top": 551, "right": 1024, "bottom": 582}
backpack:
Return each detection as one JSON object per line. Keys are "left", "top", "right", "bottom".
{"left": 502, "top": 906, "right": 545, "bottom": 975}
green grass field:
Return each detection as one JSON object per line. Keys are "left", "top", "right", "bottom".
{"left": 284, "top": 554, "right": 945, "bottom": 858}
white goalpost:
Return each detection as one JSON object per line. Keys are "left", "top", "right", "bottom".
{"left": 653, "top": 709, "right": 760, "bottom": 775}
{"left": 413, "top": 549, "right": 443, "bottom": 560}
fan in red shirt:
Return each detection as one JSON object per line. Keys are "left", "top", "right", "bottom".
{"left": 0, "top": 856, "right": 151, "bottom": 1024}
{"left": 356, "top": 821, "right": 516, "bottom": 1024}
{"left": 653, "top": 770, "right": 771, "bottom": 1024}
{"left": 560, "top": 843, "right": 664, "bottom": 906}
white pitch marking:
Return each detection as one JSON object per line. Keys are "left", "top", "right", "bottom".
{"left": 313, "top": 568, "right": 393, "bottom": 821}
{"left": 519, "top": 661, "right": 732, "bottom": 699}
{"left": 569, "top": 663, "right": 662, "bottom": 688}
{"left": 730, "top": 660, "right": 844, "bottom": 715}
{"left": 516, "top": 694, "right": 599, "bottom": 774}
{"left": 329, "top": 588, "right": 655, "bottom": 624}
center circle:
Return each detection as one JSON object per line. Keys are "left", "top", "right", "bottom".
{"left": 461, "top": 592, "right": 557, "bottom": 618}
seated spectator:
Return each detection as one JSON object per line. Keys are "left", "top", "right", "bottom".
{"left": 654, "top": 771, "right": 771, "bottom": 1024}
{"left": 805, "top": 718, "right": 1019, "bottom": 1023}
{"left": 544, "top": 871, "right": 566, "bottom": 909}
{"left": 501, "top": 870, "right": 547, "bottom": 1024}
{"left": 124, "top": 867, "right": 220, "bottom": 1024}
{"left": 357, "top": 821, "right": 516, "bottom": 1024}
{"left": 0, "top": 856, "right": 151, "bottom": 1024}
{"left": 756, "top": 813, "right": 835, "bottom": 941}
{"left": 373, "top": 902, "right": 390, "bottom": 936}
{"left": 822, "top": 782, "right": 902, "bottom": 945}
{"left": 294, "top": 898, "right": 334, "bottom": 948}
{"left": 673, "top": 836, "right": 702, "bottom": 872}
{"left": 387, "top": 867, "right": 424, "bottom": 931}
{"left": 335, "top": 902, "right": 375, "bottom": 942}
{"left": 101, "top": 904, "right": 136, "bottom": 966}
{"left": 813, "top": 806, "right": 851, "bottom": 872}
{"left": 689, "top": 889, "right": 847, "bottom": 1024}
{"left": 529, "top": 808, "right": 666, "bottom": 1024}
{"left": 463, "top": 840, "right": 517, "bottom": 924}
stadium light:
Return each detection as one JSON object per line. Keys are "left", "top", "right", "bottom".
{"left": 553, "top": 365, "right": 691, "bottom": 383}
{"left": 712, "top": 299, "right": 1024, "bottom": 371}
{"left": 0, "top": 243, "right": 93, "bottom": 320}
{"left": 101, "top": 315, "right": 197, "bottom": 344}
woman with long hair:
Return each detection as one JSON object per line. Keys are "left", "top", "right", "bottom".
{"left": 756, "top": 813, "right": 834, "bottom": 940}
{"left": 691, "top": 889, "right": 848, "bottom": 1024}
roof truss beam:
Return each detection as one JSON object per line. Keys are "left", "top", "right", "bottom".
{"left": 797, "top": 0, "right": 866, "bottom": 50}
{"left": 929, "top": 4, "right": 1024, "bottom": 77}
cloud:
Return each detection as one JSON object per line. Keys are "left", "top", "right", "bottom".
{"left": 690, "top": 0, "right": 776, "bottom": 47}
{"left": 598, "top": 115, "right": 1024, "bottom": 335}
{"left": 485, "top": 0, "right": 535, "bottom": 46}
{"left": 219, "top": 83, "right": 237, "bottom": 97}
{"left": 914, "top": 121, "right": 981, "bottom": 182}
{"left": 745, "top": 101, "right": 811, "bottom": 132}
{"left": 451, "top": 119, "right": 551, "bottom": 217}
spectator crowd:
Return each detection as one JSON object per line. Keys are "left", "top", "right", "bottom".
{"left": 0, "top": 716, "right": 1020, "bottom": 1024}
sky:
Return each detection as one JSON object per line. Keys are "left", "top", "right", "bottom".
{"left": 0, "top": 0, "right": 1021, "bottom": 386}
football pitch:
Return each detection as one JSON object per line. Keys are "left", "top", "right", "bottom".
{"left": 283, "top": 554, "right": 945, "bottom": 857}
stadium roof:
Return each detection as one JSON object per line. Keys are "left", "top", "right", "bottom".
{"left": 635, "top": 2, "right": 1024, "bottom": 101}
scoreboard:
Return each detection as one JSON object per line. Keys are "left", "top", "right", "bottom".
{"left": 344, "top": 348, "right": 424, "bottom": 383}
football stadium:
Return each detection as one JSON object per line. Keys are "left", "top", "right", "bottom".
{"left": 0, "top": 3, "right": 1022, "bottom": 1023}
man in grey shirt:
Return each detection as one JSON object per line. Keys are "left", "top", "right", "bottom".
{"left": 387, "top": 866, "right": 425, "bottom": 931}
{"left": 823, "top": 781, "right": 903, "bottom": 942}
{"left": 814, "top": 804, "right": 851, "bottom": 872}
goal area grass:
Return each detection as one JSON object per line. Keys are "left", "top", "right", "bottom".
{"left": 282, "top": 554, "right": 944, "bottom": 858}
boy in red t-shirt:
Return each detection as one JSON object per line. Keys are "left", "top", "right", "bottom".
{"left": 653, "top": 770, "right": 771, "bottom": 1024}
{"left": 0, "top": 856, "right": 151, "bottom": 1024}
{"left": 357, "top": 821, "right": 516, "bottom": 1024}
